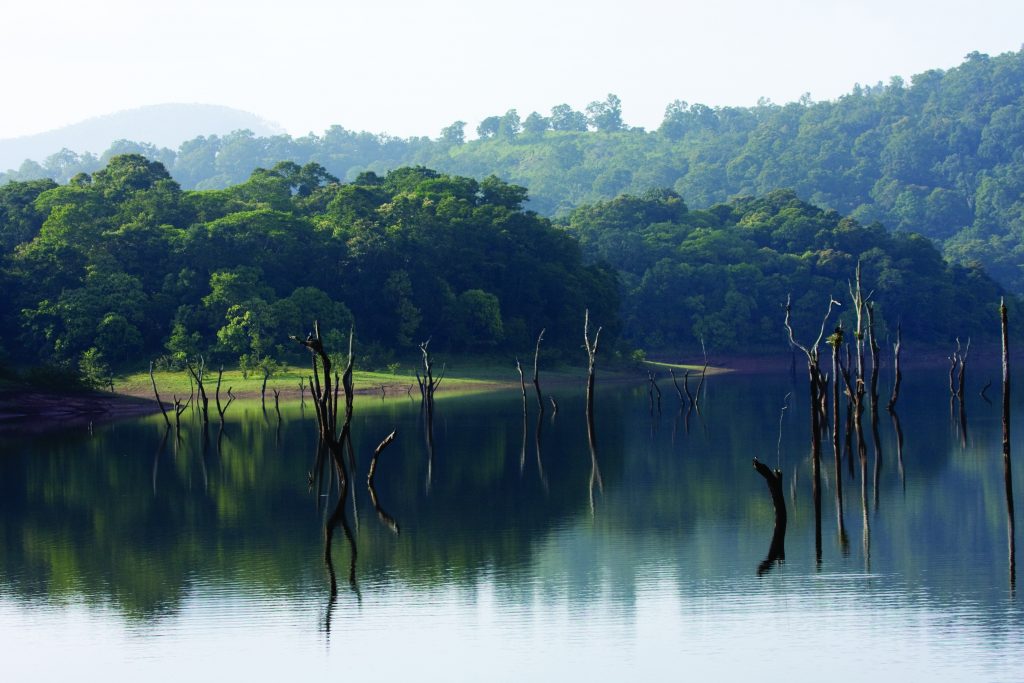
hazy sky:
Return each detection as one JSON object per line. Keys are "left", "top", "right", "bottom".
{"left": 3, "top": 0, "right": 1022, "bottom": 140}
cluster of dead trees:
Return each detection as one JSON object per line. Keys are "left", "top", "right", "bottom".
{"left": 762, "top": 262, "right": 1016, "bottom": 585}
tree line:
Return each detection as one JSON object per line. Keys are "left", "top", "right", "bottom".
{"left": 0, "top": 156, "right": 618, "bottom": 377}
{"left": 0, "top": 155, "right": 1010, "bottom": 381}
{"left": 5, "top": 50, "right": 1024, "bottom": 294}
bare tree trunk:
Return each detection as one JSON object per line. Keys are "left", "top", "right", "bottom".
{"left": 753, "top": 458, "right": 786, "bottom": 575}
{"left": 584, "top": 309, "right": 603, "bottom": 515}
{"left": 149, "top": 361, "right": 170, "bottom": 428}
{"left": 261, "top": 366, "right": 270, "bottom": 410}
{"left": 532, "top": 329, "right": 545, "bottom": 415}
{"left": 866, "top": 302, "right": 881, "bottom": 412}
{"left": 668, "top": 368, "right": 685, "bottom": 404}
{"left": 214, "top": 366, "right": 235, "bottom": 424}
{"left": 695, "top": 339, "right": 709, "bottom": 413}
{"left": 957, "top": 338, "right": 971, "bottom": 399}
{"left": 829, "top": 331, "right": 846, "bottom": 545}
{"left": 1002, "top": 298, "right": 1016, "bottom": 589}
{"left": 186, "top": 356, "right": 209, "bottom": 425}
{"left": 888, "top": 323, "right": 902, "bottom": 413}
{"left": 366, "top": 430, "right": 397, "bottom": 487}
{"left": 584, "top": 309, "right": 602, "bottom": 428}
{"left": 784, "top": 293, "right": 838, "bottom": 566}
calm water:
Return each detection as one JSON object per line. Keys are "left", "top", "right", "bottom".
{"left": 2, "top": 370, "right": 1023, "bottom": 681}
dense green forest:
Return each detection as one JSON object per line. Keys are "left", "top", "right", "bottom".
{"left": 5, "top": 50, "right": 1024, "bottom": 293}
{"left": 0, "top": 155, "right": 1007, "bottom": 378}
{"left": 0, "top": 156, "right": 618, "bottom": 375}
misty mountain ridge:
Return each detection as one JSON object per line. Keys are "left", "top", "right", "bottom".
{"left": 0, "top": 103, "right": 284, "bottom": 171}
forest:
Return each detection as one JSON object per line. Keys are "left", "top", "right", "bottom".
{"left": 4, "top": 50, "right": 1024, "bottom": 294}
{"left": 0, "top": 155, "right": 1007, "bottom": 380}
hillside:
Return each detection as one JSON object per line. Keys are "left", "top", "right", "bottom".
{"left": 0, "top": 104, "right": 283, "bottom": 173}
{"left": 0, "top": 157, "right": 1008, "bottom": 377}
{"left": 3, "top": 50, "right": 1024, "bottom": 293}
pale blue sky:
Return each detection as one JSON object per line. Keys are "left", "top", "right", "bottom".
{"left": 3, "top": 0, "right": 1022, "bottom": 139}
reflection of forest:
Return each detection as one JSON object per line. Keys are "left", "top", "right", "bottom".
{"left": 0, "top": 374, "right": 1021, "bottom": 621}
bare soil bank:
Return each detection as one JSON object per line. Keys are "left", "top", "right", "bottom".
{"left": 0, "top": 390, "right": 159, "bottom": 435}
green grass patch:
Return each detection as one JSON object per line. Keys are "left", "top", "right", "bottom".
{"left": 642, "top": 360, "right": 731, "bottom": 375}
{"left": 116, "top": 363, "right": 510, "bottom": 399}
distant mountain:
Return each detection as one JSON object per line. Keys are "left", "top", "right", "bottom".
{"left": 0, "top": 104, "right": 284, "bottom": 171}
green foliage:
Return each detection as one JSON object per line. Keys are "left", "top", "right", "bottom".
{"left": 78, "top": 347, "right": 111, "bottom": 388}
{"left": 13, "top": 52, "right": 1024, "bottom": 291}
{"left": 1, "top": 156, "right": 615, "bottom": 368}
{"left": 562, "top": 189, "right": 1006, "bottom": 352}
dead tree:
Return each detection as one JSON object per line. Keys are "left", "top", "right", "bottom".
{"left": 291, "top": 322, "right": 345, "bottom": 448}
{"left": 549, "top": 396, "right": 559, "bottom": 416}
{"left": 418, "top": 340, "right": 445, "bottom": 407}
{"left": 299, "top": 378, "right": 306, "bottom": 407}
{"left": 584, "top": 309, "right": 604, "bottom": 514}
{"left": 366, "top": 429, "right": 397, "bottom": 488}
{"left": 1001, "top": 298, "right": 1016, "bottom": 588}
{"left": 957, "top": 337, "right": 971, "bottom": 399}
{"left": 532, "top": 329, "right": 546, "bottom": 414}
{"left": 647, "top": 371, "right": 662, "bottom": 415}
{"left": 172, "top": 394, "right": 191, "bottom": 432}
{"left": 186, "top": 356, "right": 210, "bottom": 425}
{"left": 668, "top": 368, "right": 685, "bottom": 405}
{"left": 584, "top": 309, "right": 601, "bottom": 427}
{"left": 149, "top": 361, "right": 170, "bottom": 428}
{"left": 866, "top": 302, "right": 881, "bottom": 413}
{"left": 694, "top": 339, "right": 709, "bottom": 412}
{"left": 214, "top": 366, "right": 235, "bottom": 424}
{"left": 888, "top": 322, "right": 902, "bottom": 413}
{"left": 753, "top": 458, "right": 786, "bottom": 575}
{"left": 826, "top": 326, "right": 847, "bottom": 543}
{"left": 515, "top": 357, "right": 528, "bottom": 416}
{"left": 261, "top": 366, "right": 270, "bottom": 410}
{"left": 848, "top": 260, "right": 871, "bottom": 385}
{"left": 273, "top": 388, "right": 282, "bottom": 421}
{"left": 784, "top": 293, "right": 840, "bottom": 563}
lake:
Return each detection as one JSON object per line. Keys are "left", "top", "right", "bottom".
{"left": 1, "top": 369, "right": 1023, "bottom": 681}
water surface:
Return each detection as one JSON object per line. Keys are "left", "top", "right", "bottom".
{"left": 1, "top": 371, "right": 1022, "bottom": 681}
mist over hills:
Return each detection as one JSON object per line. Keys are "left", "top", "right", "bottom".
{"left": 0, "top": 104, "right": 284, "bottom": 172}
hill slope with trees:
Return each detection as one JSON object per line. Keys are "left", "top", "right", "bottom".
{"left": 0, "top": 157, "right": 1008, "bottom": 378}
{"left": 4, "top": 50, "right": 1024, "bottom": 293}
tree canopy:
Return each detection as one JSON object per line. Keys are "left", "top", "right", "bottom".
{"left": 8, "top": 51, "right": 1024, "bottom": 293}
{"left": 0, "top": 157, "right": 618, "bottom": 372}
